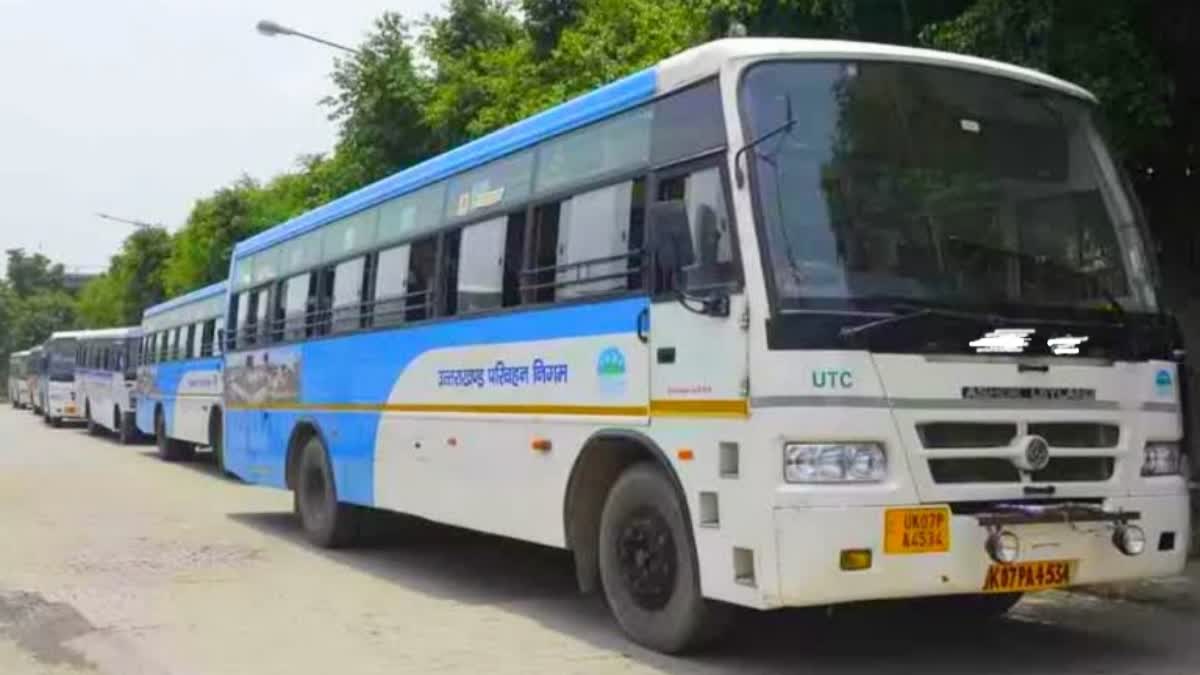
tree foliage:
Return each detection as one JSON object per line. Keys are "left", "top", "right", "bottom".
{"left": 8, "top": 0, "right": 1197, "bottom": 355}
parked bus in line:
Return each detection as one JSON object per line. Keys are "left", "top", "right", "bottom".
{"left": 8, "top": 350, "right": 31, "bottom": 408}
{"left": 27, "top": 346, "right": 45, "bottom": 415}
{"left": 217, "top": 39, "right": 1189, "bottom": 652}
{"left": 136, "top": 282, "right": 226, "bottom": 465}
{"left": 76, "top": 326, "right": 143, "bottom": 443}
{"left": 40, "top": 331, "right": 86, "bottom": 427}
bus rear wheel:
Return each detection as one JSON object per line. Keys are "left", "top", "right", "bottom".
{"left": 598, "top": 462, "right": 730, "bottom": 653}
{"left": 155, "top": 410, "right": 194, "bottom": 462}
{"left": 209, "top": 409, "right": 226, "bottom": 474}
{"left": 294, "top": 435, "right": 360, "bottom": 548}
{"left": 117, "top": 410, "right": 136, "bottom": 445}
{"left": 85, "top": 402, "right": 98, "bottom": 435}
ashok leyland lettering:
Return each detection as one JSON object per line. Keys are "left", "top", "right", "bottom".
{"left": 136, "top": 282, "right": 226, "bottom": 466}
{"left": 217, "top": 39, "right": 1189, "bottom": 653}
{"left": 76, "top": 327, "right": 142, "bottom": 443}
{"left": 41, "top": 331, "right": 86, "bottom": 427}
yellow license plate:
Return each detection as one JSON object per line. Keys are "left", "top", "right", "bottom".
{"left": 982, "top": 559, "right": 1075, "bottom": 593}
{"left": 884, "top": 507, "right": 950, "bottom": 554}
{"left": 64, "top": 405, "right": 76, "bottom": 414}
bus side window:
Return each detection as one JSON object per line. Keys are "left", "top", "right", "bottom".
{"left": 527, "top": 203, "right": 560, "bottom": 304}
{"left": 185, "top": 324, "right": 197, "bottom": 360}
{"left": 652, "top": 166, "right": 737, "bottom": 296}
{"left": 373, "top": 244, "right": 410, "bottom": 328}
{"left": 406, "top": 237, "right": 437, "bottom": 323}
{"left": 200, "top": 319, "right": 215, "bottom": 357}
{"left": 331, "top": 256, "right": 368, "bottom": 333}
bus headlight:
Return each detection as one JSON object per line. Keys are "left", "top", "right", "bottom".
{"left": 1141, "top": 442, "right": 1183, "bottom": 476}
{"left": 784, "top": 443, "right": 887, "bottom": 483}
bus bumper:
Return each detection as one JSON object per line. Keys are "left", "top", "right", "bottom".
{"left": 48, "top": 400, "right": 82, "bottom": 421}
{"left": 769, "top": 495, "right": 1189, "bottom": 607}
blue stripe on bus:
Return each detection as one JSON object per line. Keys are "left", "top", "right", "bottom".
{"left": 134, "top": 357, "right": 222, "bottom": 436}
{"left": 226, "top": 295, "right": 649, "bottom": 505}
{"left": 143, "top": 281, "right": 228, "bottom": 319}
{"left": 232, "top": 67, "right": 658, "bottom": 259}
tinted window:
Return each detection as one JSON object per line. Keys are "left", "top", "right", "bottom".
{"left": 536, "top": 107, "right": 653, "bottom": 195}
{"left": 651, "top": 79, "right": 726, "bottom": 166}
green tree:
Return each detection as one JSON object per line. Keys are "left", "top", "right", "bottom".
{"left": 5, "top": 249, "right": 65, "bottom": 298}
{"left": 78, "top": 227, "right": 173, "bottom": 327}
{"left": 325, "top": 12, "right": 434, "bottom": 188}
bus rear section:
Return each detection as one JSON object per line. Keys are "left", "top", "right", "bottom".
{"left": 76, "top": 327, "right": 143, "bottom": 442}
{"left": 27, "top": 346, "right": 45, "bottom": 415}
{"left": 213, "top": 39, "right": 1189, "bottom": 654}
{"left": 41, "top": 333, "right": 83, "bottom": 427}
{"left": 136, "top": 282, "right": 226, "bottom": 465}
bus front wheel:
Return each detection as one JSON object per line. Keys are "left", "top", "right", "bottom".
{"left": 294, "top": 435, "right": 361, "bottom": 548}
{"left": 598, "top": 462, "right": 730, "bottom": 653}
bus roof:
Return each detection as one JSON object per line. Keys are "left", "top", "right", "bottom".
{"left": 143, "top": 280, "right": 228, "bottom": 320}
{"left": 71, "top": 326, "right": 142, "bottom": 341}
{"left": 231, "top": 38, "right": 1095, "bottom": 261}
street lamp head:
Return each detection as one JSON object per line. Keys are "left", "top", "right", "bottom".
{"left": 256, "top": 19, "right": 291, "bottom": 37}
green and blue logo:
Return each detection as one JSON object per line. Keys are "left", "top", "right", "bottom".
{"left": 1155, "top": 368, "right": 1173, "bottom": 396}
{"left": 597, "top": 347, "right": 627, "bottom": 395}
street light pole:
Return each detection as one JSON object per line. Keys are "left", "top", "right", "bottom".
{"left": 255, "top": 19, "right": 359, "bottom": 55}
{"left": 95, "top": 212, "right": 158, "bottom": 230}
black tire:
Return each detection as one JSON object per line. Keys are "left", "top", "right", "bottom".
{"left": 598, "top": 462, "right": 730, "bottom": 653}
{"left": 50, "top": 416, "right": 61, "bottom": 428}
{"left": 155, "top": 410, "right": 195, "bottom": 461}
{"left": 911, "top": 593, "right": 1023, "bottom": 621}
{"left": 209, "top": 409, "right": 226, "bottom": 474}
{"left": 294, "top": 435, "right": 361, "bottom": 548}
{"left": 85, "top": 402, "right": 98, "bottom": 435}
{"left": 117, "top": 411, "right": 136, "bottom": 445}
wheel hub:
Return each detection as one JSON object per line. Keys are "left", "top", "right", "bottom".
{"left": 616, "top": 507, "right": 677, "bottom": 610}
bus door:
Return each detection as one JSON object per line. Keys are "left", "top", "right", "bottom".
{"left": 647, "top": 159, "right": 748, "bottom": 421}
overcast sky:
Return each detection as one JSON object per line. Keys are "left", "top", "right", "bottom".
{"left": 0, "top": 0, "right": 444, "bottom": 273}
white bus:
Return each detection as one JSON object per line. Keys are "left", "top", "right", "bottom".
{"left": 136, "top": 282, "right": 226, "bottom": 465}
{"left": 220, "top": 39, "right": 1190, "bottom": 652}
{"left": 8, "top": 350, "right": 31, "bottom": 408}
{"left": 76, "top": 326, "right": 143, "bottom": 443}
{"left": 40, "top": 331, "right": 86, "bottom": 427}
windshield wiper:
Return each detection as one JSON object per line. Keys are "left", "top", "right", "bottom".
{"left": 838, "top": 304, "right": 1001, "bottom": 340}
{"left": 734, "top": 95, "right": 795, "bottom": 188}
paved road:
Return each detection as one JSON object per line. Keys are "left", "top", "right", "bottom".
{"left": 1, "top": 407, "right": 1198, "bottom": 675}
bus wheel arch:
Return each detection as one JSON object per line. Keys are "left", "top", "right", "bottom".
{"left": 564, "top": 430, "right": 694, "bottom": 595}
{"left": 285, "top": 419, "right": 326, "bottom": 491}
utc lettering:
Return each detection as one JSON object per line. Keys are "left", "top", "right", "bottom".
{"left": 812, "top": 369, "right": 854, "bottom": 389}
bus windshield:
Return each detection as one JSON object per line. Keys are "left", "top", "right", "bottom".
{"left": 740, "top": 60, "right": 1157, "bottom": 315}
{"left": 45, "top": 339, "right": 77, "bottom": 381}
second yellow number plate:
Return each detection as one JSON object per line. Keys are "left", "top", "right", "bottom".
{"left": 884, "top": 507, "right": 950, "bottom": 554}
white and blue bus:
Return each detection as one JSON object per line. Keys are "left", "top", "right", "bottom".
{"left": 76, "top": 326, "right": 142, "bottom": 443}
{"left": 220, "top": 39, "right": 1189, "bottom": 652}
{"left": 40, "top": 331, "right": 85, "bottom": 427}
{"left": 136, "top": 282, "right": 226, "bottom": 464}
